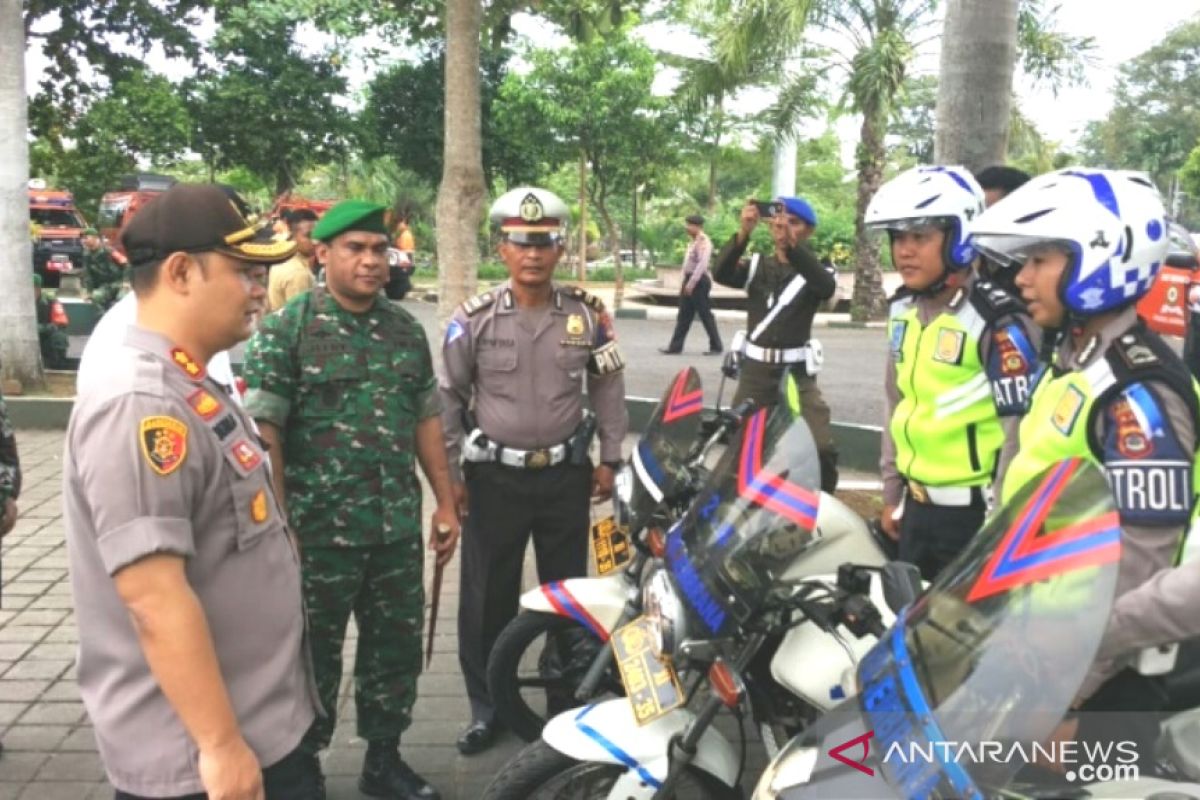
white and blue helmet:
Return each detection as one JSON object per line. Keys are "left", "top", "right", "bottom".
{"left": 969, "top": 168, "right": 1169, "bottom": 315}
{"left": 865, "top": 165, "right": 985, "bottom": 270}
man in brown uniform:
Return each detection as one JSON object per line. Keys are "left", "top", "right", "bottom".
{"left": 713, "top": 196, "right": 839, "bottom": 492}
{"left": 440, "top": 186, "right": 628, "bottom": 754}
{"left": 62, "top": 184, "right": 323, "bottom": 800}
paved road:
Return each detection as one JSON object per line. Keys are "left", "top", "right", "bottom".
{"left": 402, "top": 299, "right": 888, "bottom": 428}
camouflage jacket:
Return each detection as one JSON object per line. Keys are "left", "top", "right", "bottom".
{"left": 0, "top": 379, "right": 20, "bottom": 505}
{"left": 244, "top": 287, "right": 440, "bottom": 547}
{"left": 81, "top": 246, "right": 125, "bottom": 291}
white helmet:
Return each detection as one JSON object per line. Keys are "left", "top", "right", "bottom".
{"left": 969, "top": 168, "right": 1169, "bottom": 315}
{"left": 865, "top": 165, "right": 985, "bottom": 269}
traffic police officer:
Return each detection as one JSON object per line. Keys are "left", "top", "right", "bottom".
{"left": 713, "top": 196, "right": 839, "bottom": 492}
{"left": 976, "top": 168, "right": 1200, "bottom": 770}
{"left": 62, "top": 184, "right": 323, "bottom": 799}
{"left": 440, "top": 186, "right": 628, "bottom": 754}
{"left": 81, "top": 226, "right": 127, "bottom": 310}
{"left": 869, "top": 165, "right": 1040, "bottom": 581}
{"left": 245, "top": 200, "right": 456, "bottom": 800}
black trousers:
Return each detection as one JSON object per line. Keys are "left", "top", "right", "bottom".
{"left": 667, "top": 275, "right": 722, "bottom": 352}
{"left": 113, "top": 747, "right": 323, "bottom": 800}
{"left": 898, "top": 495, "right": 986, "bottom": 582}
{"left": 1072, "top": 668, "right": 1167, "bottom": 774}
{"left": 458, "top": 460, "right": 592, "bottom": 722}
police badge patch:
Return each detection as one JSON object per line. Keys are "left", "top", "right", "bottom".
{"left": 187, "top": 389, "right": 223, "bottom": 421}
{"left": 932, "top": 328, "right": 966, "bottom": 365}
{"left": 140, "top": 416, "right": 188, "bottom": 476}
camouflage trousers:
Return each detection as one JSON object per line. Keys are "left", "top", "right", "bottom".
{"left": 90, "top": 283, "right": 124, "bottom": 312}
{"left": 38, "top": 325, "right": 69, "bottom": 369}
{"left": 300, "top": 537, "right": 424, "bottom": 750}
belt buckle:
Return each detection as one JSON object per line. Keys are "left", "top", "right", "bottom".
{"left": 526, "top": 449, "right": 551, "bottom": 469}
{"left": 907, "top": 480, "right": 929, "bottom": 504}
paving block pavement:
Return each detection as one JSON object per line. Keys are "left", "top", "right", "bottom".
{"left": 0, "top": 429, "right": 794, "bottom": 799}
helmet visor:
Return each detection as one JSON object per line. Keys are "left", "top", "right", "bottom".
{"left": 972, "top": 234, "right": 1073, "bottom": 269}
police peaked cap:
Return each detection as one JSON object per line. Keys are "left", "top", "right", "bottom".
{"left": 490, "top": 187, "right": 569, "bottom": 234}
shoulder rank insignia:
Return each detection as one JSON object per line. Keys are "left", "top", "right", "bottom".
{"left": 169, "top": 347, "right": 206, "bottom": 381}
{"left": 250, "top": 489, "right": 269, "bottom": 523}
{"left": 462, "top": 292, "right": 496, "bottom": 317}
{"left": 567, "top": 286, "right": 607, "bottom": 313}
{"left": 186, "top": 389, "right": 223, "bottom": 421}
{"left": 140, "top": 416, "right": 188, "bottom": 476}
{"left": 1116, "top": 332, "right": 1160, "bottom": 370}
{"left": 230, "top": 440, "right": 263, "bottom": 472}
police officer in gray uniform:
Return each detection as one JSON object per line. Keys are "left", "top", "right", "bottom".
{"left": 62, "top": 184, "right": 324, "bottom": 800}
{"left": 440, "top": 187, "right": 628, "bottom": 754}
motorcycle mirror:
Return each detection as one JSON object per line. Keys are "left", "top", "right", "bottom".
{"left": 880, "top": 561, "right": 923, "bottom": 614}
{"left": 721, "top": 350, "right": 739, "bottom": 379}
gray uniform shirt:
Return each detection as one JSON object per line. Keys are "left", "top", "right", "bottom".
{"left": 439, "top": 283, "right": 628, "bottom": 483}
{"left": 64, "top": 326, "right": 318, "bottom": 796}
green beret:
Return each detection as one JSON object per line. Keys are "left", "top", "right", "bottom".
{"left": 82, "top": 227, "right": 99, "bottom": 237}
{"left": 312, "top": 199, "right": 388, "bottom": 242}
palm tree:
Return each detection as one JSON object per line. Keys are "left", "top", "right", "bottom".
{"left": 717, "top": 0, "right": 936, "bottom": 321}
{"left": 437, "top": 0, "right": 487, "bottom": 321}
{"left": 0, "top": 0, "right": 41, "bottom": 386}
{"left": 934, "top": 0, "right": 1020, "bottom": 173}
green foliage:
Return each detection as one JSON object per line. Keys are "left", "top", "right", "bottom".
{"left": 889, "top": 75, "right": 936, "bottom": 165}
{"left": 30, "top": 69, "right": 192, "bottom": 216}
{"left": 1016, "top": 0, "right": 1097, "bottom": 94}
{"left": 1076, "top": 18, "right": 1200, "bottom": 190}
{"left": 186, "top": 16, "right": 348, "bottom": 194}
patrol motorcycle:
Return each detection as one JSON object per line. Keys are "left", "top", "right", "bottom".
{"left": 488, "top": 371, "right": 878, "bottom": 742}
{"left": 488, "top": 367, "right": 734, "bottom": 741}
{"left": 753, "top": 458, "right": 1145, "bottom": 800}
{"left": 482, "top": 407, "right": 902, "bottom": 800}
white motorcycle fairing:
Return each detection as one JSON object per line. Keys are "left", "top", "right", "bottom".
{"left": 517, "top": 577, "right": 631, "bottom": 641}
{"left": 541, "top": 698, "right": 739, "bottom": 799}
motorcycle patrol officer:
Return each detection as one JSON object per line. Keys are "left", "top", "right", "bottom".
{"left": 977, "top": 169, "right": 1200, "bottom": 749}
{"left": 713, "top": 196, "right": 839, "bottom": 492}
{"left": 439, "top": 186, "right": 628, "bottom": 755}
{"left": 975, "top": 168, "right": 1200, "bottom": 771}
{"left": 870, "top": 165, "right": 1040, "bottom": 581}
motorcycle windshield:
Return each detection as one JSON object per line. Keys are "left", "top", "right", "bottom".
{"left": 622, "top": 368, "right": 705, "bottom": 531}
{"left": 857, "top": 458, "right": 1121, "bottom": 798}
{"left": 663, "top": 405, "right": 822, "bottom": 636}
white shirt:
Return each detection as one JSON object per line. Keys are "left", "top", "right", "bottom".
{"left": 77, "top": 294, "right": 241, "bottom": 402}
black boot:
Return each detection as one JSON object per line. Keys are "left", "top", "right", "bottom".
{"left": 359, "top": 739, "right": 440, "bottom": 800}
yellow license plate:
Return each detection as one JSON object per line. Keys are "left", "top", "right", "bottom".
{"left": 610, "top": 616, "right": 684, "bottom": 726}
{"left": 591, "top": 515, "right": 632, "bottom": 576}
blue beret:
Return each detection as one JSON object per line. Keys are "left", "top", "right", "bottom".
{"left": 780, "top": 197, "right": 817, "bottom": 227}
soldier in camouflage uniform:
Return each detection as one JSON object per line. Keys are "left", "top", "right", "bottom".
{"left": 81, "top": 227, "right": 127, "bottom": 311}
{"left": 244, "top": 200, "right": 458, "bottom": 800}
{"left": 33, "top": 274, "right": 69, "bottom": 369}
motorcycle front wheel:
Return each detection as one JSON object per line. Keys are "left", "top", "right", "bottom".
{"left": 487, "top": 611, "right": 624, "bottom": 741}
{"left": 480, "top": 740, "right": 738, "bottom": 800}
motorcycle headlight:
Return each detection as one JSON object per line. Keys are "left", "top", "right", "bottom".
{"left": 752, "top": 742, "right": 819, "bottom": 800}
{"left": 613, "top": 465, "right": 634, "bottom": 526}
{"left": 643, "top": 568, "right": 686, "bottom": 660}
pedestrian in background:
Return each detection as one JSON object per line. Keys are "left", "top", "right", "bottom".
{"left": 267, "top": 208, "right": 317, "bottom": 312}
{"left": 660, "top": 214, "right": 722, "bottom": 356}
{"left": 80, "top": 226, "right": 127, "bottom": 311}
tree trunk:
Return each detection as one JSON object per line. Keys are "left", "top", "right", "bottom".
{"left": 0, "top": 0, "right": 43, "bottom": 387}
{"left": 851, "top": 111, "right": 888, "bottom": 322}
{"left": 595, "top": 192, "right": 622, "bottom": 310}
{"left": 436, "top": 0, "right": 486, "bottom": 322}
{"left": 577, "top": 151, "right": 588, "bottom": 282}
{"left": 706, "top": 98, "right": 724, "bottom": 213}
{"left": 934, "top": 0, "right": 1020, "bottom": 172}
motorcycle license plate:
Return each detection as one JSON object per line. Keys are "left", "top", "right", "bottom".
{"left": 591, "top": 515, "right": 631, "bottom": 575}
{"left": 610, "top": 616, "right": 684, "bottom": 726}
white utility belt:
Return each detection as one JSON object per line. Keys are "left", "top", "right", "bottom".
{"left": 462, "top": 429, "right": 569, "bottom": 469}
{"left": 905, "top": 479, "right": 991, "bottom": 508}
{"left": 731, "top": 330, "right": 824, "bottom": 372}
